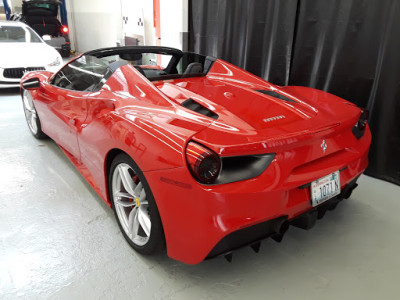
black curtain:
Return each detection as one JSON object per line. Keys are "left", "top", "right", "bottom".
{"left": 189, "top": 0, "right": 400, "bottom": 186}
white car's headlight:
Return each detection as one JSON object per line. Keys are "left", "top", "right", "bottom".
{"left": 48, "top": 57, "right": 61, "bottom": 67}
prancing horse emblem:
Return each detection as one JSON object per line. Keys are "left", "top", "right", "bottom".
{"left": 321, "top": 140, "right": 327, "bottom": 153}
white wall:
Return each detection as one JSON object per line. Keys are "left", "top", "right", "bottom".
{"left": 7, "top": 0, "right": 124, "bottom": 52}
{"left": 142, "top": 0, "right": 156, "bottom": 46}
{"left": 159, "top": 0, "right": 188, "bottom": 50}
{"left": 54, "top": 0, "right": 187, "bottom": 53}
{"left": 66, "top": 0, "right": 123, "bottom": 53}
{"left": 9, "top": 0, "right": 21, "bottom": 13}
{"left": 67, "top": 0, "right": 158, "bottom": 53}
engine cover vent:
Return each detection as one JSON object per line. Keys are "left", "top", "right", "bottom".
{"left": 255, "top": 90, "right": 296, "bottom": 103}
{"left": 181, "top": 98, "right": 219, "bottom": 120}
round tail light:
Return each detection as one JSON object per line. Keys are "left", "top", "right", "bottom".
{"left": 62, "top": 26, "right": 69, "bottom": 34}
{"left": 186, "top": 141, "right": 221, "bottom": 184}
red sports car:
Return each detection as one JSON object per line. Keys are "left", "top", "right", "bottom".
{"left": 20, "top": 46, "right": 371, "bottom": 264}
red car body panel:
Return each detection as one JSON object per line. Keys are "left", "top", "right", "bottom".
{"left": 22, "top": 54, "right": 371, "bottom": 264}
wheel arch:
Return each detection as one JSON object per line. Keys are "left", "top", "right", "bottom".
{"left": 105, "top": 147, "right": 166, "bottom": 253}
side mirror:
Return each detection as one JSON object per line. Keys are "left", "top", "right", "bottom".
{"left": 42, "top": 35, "right": 51, "bottom": 41}
{"left": 22, "top": 78, "right": 41, "bottom": 90}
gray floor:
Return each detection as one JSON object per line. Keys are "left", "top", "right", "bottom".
{"left": 1, "top": 88, "right": 400, "bottom": 300}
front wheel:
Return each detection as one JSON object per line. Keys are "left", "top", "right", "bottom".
{"left": 22, "top": 89, "right": 47, "bottom": 139}
{"left": 109, "top": 153, "right": 164, "bottom": 255}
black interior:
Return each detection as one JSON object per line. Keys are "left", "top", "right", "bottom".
{"left": 51, "top": 47, "right": 217, "bottom": 95}
{"left": 86, "top": 46, "right": 216, "bottom": 81}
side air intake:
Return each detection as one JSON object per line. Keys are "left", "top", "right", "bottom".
{"left": 181, "top": 98, "right": 219, "bottom": 120}
{"left": 255, "top": 90, "right": 296, "bottom": 103}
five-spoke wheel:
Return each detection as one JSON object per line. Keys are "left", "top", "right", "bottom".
{"left": 109, "top": 153, "right": 163, "bottom": 254}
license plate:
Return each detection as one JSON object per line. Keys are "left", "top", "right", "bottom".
{"left": 311, "top": 171, "right": 341, "bottom": 206}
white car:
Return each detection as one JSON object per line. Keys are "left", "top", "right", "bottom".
{"left": 0, "top": 21, "right": 62, "bottom": 88}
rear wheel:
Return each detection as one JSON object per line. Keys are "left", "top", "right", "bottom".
{"left": 22, "top": 89, "right": 47, "bottom": 139}
{"left": 109, "top": 153, "right": 164, "bottom": 254}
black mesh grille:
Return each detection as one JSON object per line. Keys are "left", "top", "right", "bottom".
{"left": 3, "top": 67, "right": 46, "bottom": 79}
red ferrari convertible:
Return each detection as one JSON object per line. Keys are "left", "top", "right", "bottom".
{"left": 20, "top": 46, "right": 371, "bottom": 264}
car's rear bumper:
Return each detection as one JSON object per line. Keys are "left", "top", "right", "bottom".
{"left": 44, "top": 36, "right": 67, "bottom": 49}
{"left": 44, "top": 36, "right": 70, "bottom": 55}
{"left": 206, "top": 175, "right": 359, "bottom": 260}
{"left": 145, "top": 127, "right": 371, "bottom": 264}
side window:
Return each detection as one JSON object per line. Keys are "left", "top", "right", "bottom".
{"left": 52, "top": 55, "right": 110, "bottom": 92}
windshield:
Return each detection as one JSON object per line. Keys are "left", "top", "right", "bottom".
{"left": 100, "top": 52, "right": 173, "bottom": 76}
{"left": 99, "top": 51, "right": 210, "bottom": 80}
{"left": 86, "top": 47, "right": 215, "bottom": 81}
{"left": 25, "top": 3, "right": 59, "bottom": 14}
{"left": 0, "top": 25, "right": 43, "bottom": 43}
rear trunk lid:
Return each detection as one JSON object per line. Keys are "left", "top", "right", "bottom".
{"left": 155, "top": 77, "right": 360, "bottom": 155}
{"left": 154, "top": 62, "right": 368, "bottom": 187}
{"left": 23, "top": 1, "right": 59, "bottom": 17}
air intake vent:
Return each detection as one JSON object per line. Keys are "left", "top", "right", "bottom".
{"left": 255, "top": 90, "right": 296, "bottom": 103}
{"left": 181, "top": 98, "right": 219, "bottom": 120}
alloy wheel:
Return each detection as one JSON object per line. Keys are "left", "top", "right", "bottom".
{"left": 111, "top": 163, "right": 151, "bottom": 246}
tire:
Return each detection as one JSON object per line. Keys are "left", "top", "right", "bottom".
{"left": 22, "top": 89, "right": 48, "bottom": 139}
{"left": 109, "top": 153, "right": 164, "bottom": 255}
{"left": 61, "top": 49, "right": 70, "bottom": 58}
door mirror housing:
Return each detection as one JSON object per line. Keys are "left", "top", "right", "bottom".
{"left": 22, "top": 78, "right": 41, "bottom": 90}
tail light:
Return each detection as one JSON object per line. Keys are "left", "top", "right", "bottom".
{"left": 186, "top": 141, "right": 275, "bottom": 185}
{"left": 61, "top": 26, "right": 69, "bottom": 34}
{"left": 352, "top": 109, "right": 369, "bottom": 139}
{"left": 186, "top": 141, "right": 221, "bottom": 184}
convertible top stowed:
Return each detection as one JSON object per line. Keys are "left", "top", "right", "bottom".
{"left": 20, "top": 46, "right": 371, "bottom": 264}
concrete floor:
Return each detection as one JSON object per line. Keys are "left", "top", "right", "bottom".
{"left": 1, "top": 88, "right": 400, "bottom": 300}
